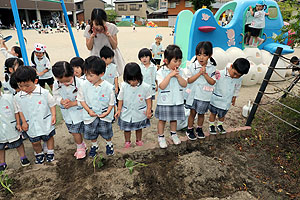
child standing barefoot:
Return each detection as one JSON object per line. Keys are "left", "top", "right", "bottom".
{"left": 115, "top": 63, "right": 152, "bottom": 148}
{"left": 155, "top": 45, "right": 187, "bottom": 148}
{"left": 52, "top": 61, "right": 86, "bottom": 159}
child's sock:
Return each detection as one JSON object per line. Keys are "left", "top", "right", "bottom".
{"left": 76, "top": 142, "right": 85, "bottom": 149}
{"left": 0, "top": 162, "right": 6, "bottom": 166}
{"left": 218, "top": 121, "right": 224, "bottom": 126}
{"left": 158, "top": 134, "right": 165, "bottom": 137}
{"left": 47, "top": 149, "right": 54, "bottom": 155}
{"left": 188, "top": 127, "right": 193, "bottom": 129}
{"left": 34, "top": 152, "right": 44, "bottom": 156}
{"left": 20, "top": 156, "right": 27, "bottom": 160}
{"left": 106, "top": 141, "right": 112, "bottom": 146}
{"left": 91, "top": 142, "right": 98, "bottom": 148}
{"left": 197, "top": 126, "right": 203, "bottom": 129}
{"left": 170, "top": 131, "right": 176, "bottom": 135}
{"left": 209, "top": 121, "right": 215, "bottom": 126}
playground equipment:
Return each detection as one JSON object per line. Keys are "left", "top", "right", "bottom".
{"left": 10, "top": 0, "right": 79, "bottom": 65}
{"left": 146, "top": 21, "right": 158, "bottom": 28}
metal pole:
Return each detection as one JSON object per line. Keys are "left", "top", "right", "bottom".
{"left": 281, "top": 74, "right": 300, "bottom": 98}
{"left": 60, "top": 0, "right": 80, "bottom": 57}
{"left": 245, "top": 47, "right": 283, "bottom": 126}
{"left": 10, "top": 0, "right": 29, "bottom": 65}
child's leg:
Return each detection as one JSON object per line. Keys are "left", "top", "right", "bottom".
{"left": 209, "top": 112, "right": 216, "bottom": 124}
{"left": 16, "top": 143, "right": 26, "bottom": 158}
{"left": 32, "top": 141, "right": 43, "bottom": 154}
{"left": 170, "top": 120, "right": 181, "bottom": 145}
{"left": 135, "top": 129, "right": 142, "bottom": 141}
{"left": 216, "top": 116, "right": 226, "bottom": 134}
{"left": 0, "top": 150, "right": 5, "bottom": 164}
{"left": 197, "top": 114, "right": 205, "bottom": 127}
{"left": 249, "top": 36, "right": 254, "bottom": 46}
{"left": 254, "top": 37, "right": 258, "bottom": 46}
{"left": 157, "top": 120, "right": 166, "bottom": 135}
{"left": 49, "top": 84, "right": 53, "bottom": 91}
{"left": 72, "top": 133, "right": 83, "bottom": 145}
{"left": 46, "top": 136, "right": 54, "bottom": 150}
{"left": 187, "top": 109, "right": 196, "bottom": 128}
{"left": 124, "top": 131, "right": 131, "bottom": 142}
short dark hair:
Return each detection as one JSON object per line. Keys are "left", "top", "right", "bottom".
{"left": 232, "top": 58, "right": 250, "bottom": 75}
{"left": 123, "top": 62, "right": 143, "bottom": 85}
{"left": 15, "top": 66, "right": 37, "bottom": 83}
{"left": 4, "top": 58, "right": 24, "bottom": 82}
{"left": 0, "top": 80, "right": 2, "bottom": 89}
{"left": 83, "top": 56, "right": 106, "bottom": 75}
{"left": 89, "top": 8, "right": 107, "bottom": 35}
{"left": 9, "top": 73, "right": 19, "bottom": 90}
{"left": 164, "top": 45, "right": 182, "bottom": 64}
{"left": 290, "top": 56, "right": 299, "bottom": 65}
{"left": 52, "top": 61, "right": 74, "bottom": 79}
{"left": 138, "top": 48, "right": 152, "bottom": 60}
{"left": 31, "top": 51, "right": 50, "bottom": 66}
{"left": 100, "top": 46, "right": 114, "bottom": 59}
{"left": 70, "top": 57, "right": 84, "bottom": 76}
{"left": 12, "top": 46, "right": 22, "bottom": 58}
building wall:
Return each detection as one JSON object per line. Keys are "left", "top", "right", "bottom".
{"left": 159, "top": 0, "right": 168, "bottom": 9}
{"left": 0, "top": 0, "right": 75, "bottom": 11}
{"left": 115, "top": 2, "right": 148, "bottom": 19}
{"left": 83, "top": 0, "right": 105, "bottom": 21}
{"left": 167, "top": 0, "right": 194, "bottom": 16}
{"left": 77, "top": 12, "right": 85, "bottom": 23}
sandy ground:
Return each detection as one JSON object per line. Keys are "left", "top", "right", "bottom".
{"left": 0, "top": 27, "right": 299, "bottom": 170}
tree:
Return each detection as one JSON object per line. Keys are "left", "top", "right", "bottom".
{"left": 191, "top": 0, "right": 216, "bottom": 11}
{"left": 147, "top": 0, "right": 158, "bottom": 9}
{"left": 274, "top": 0, "right": 300, "bottom": 47}
{"left": 106, "top": 10, "right": 117, "bottom": 23}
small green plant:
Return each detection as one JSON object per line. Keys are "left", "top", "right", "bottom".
{"left": 0, "top": 171, "right": 14, "bottom": 195}
{"left": 125, "top": 159, "right": 147, "bottom": 174}
{"left": 93, "top": 155, "right": 104, "bottom": 173}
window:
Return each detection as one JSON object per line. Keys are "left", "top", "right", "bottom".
{"left": 185, "top": 1, "right": 192, "bottom": 7}
{"left": 268, "top": 6, "right": 278, "bottom": 19}
{"left": 77, "top": 4, "right": 81, "bottom": 10}
{"left": 118, "top": 5, "right": 127, "bottom": 11}
{"left": 169, "top": 2, "right": 176, "bottom": 8}
{"left": 130, "top": 4, "right": 140, "bottom": 11}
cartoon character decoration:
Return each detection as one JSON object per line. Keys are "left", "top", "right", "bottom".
{"left": 226, "top": 29, "right": 235, "bottom": 46}
{"left": 202, "top": 13, "right": 210, "bottom": 21}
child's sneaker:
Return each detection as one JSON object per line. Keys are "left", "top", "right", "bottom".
{"left": 20, "top": 157, "right": 30, "bottom": 167}
{"left": 209, "top": 125, "right": 217, "bottom": 135}
{"left": 106, "top": 144, "right": 114, "bottom": 156}
{"left": 158, "top": 136, "right": 167, "bottom": 148}
{"left": 74, "top": 148, "right": 86, "bottom": 160}
{"left": 46, "top": 154, "right": 55, "bottom": 162}
{"left": 186, "top": 128, "right": 197, "bottom": 140}
{"left": 35, "top": 154, "right": 45, "bottom": 164}
{"left": 136, "top": 140, "right": 144, "bottom": 146}
{"left": 196, "top": 127, "right": 205, "bottom": 139}
{"left": 217, "top": 125, "right": 226, "bottom": 134}
{"left": 124, "top": 142, "right": 131, "bottom": 148}
{"left": 171, "top": 134, "right": 181, "bottom": 145}
{"left": 89, "top": 146, "right": 98, "bottom": 157}
{"left": 0, "top": 163, "right": 7, "bottom": 171}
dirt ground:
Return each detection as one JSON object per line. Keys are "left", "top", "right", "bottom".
{"left": 0, "top": 27, "right": 299, "bottom": 199}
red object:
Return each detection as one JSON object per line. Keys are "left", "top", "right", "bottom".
{"left": 102, "top": 94, "right": 104, "bottom": 97}
{"left": 198, "top": 26, "right": 216, "bottom": 32}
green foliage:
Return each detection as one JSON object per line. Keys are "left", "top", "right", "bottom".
{"left": 106, "top": 10, "right": 118, "bottom": 23}
{"left": 0, "top": 171, "right": 14, "bottom": 195}
{"left": 147, "top": 0, "right": 158, "bottom": 9}
{"left": 125, "top": 159, "right": 147, "bottom": 174}
{"left": 191, "top": 0, "right": 216, "bottom": 11}
{"left": 93, "top": 155, "right": 104, "bottom": 173}
{"left": 274, "top": 0, "right": 300, "bottom": 47}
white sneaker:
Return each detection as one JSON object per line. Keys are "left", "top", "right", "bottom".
{"left": 158, "top": 136, "right": 168, "bottom": 148}
{"left": 171, "top": 134, "right": 181, "bottom": 145}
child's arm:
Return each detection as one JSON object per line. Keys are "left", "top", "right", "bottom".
{"left": 19, "top": 112, "right": 28, "bottom": 131}
{"left": 98, "top": 105, "right": 113, "bottom": 118}
{"left": 232, "top": 79, "right": 242, "bottom": 106}
{"left": 146, "top": 98, "right": 152, "bottom": 119}
{"left": 158, "top": 70, "right": 179, "bottom": 90}
{"left": 114, "top": 100, "right": 123, "bottom": 118}
{"left": 114, "top": 77, "right": 119, "bottom": 94}
{"left": 175, "top": 70, "right": 187, "bottom": 87}
{"left": 50, "top": 106, "right": 56, "bottom": 125}
{"left": 15, "top": 113, "right": 22, "bottom": 132}
{"left": 77, "top": 84, "right": 97, "bottom": 117}
{"left": 0, "top": 39, "right": 8, "bottom": 50}
{"left": 98, "top": 90, "right": 115, "bottom": 118}
{"left": 249, "top": 6, "right": 254, "bottom": 16}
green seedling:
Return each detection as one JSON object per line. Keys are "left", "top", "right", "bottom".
{"left": 0, "top": 171, "right": 14, "bottom": 195}
{"left": 125, "top": 159, "right": 147, "bottom": 174}
{"left": 93, "top": 154, "right": 104, "bottom": 173}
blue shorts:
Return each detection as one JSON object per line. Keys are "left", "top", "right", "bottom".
{"left": 66, "top": 122, "right": 84, "bottom": 134}
{"left": 151, "top": 95, "right": 155, "bottom": 100}
{"left": 0, "top": 137, "right": 23, "bottom": 150}
{"left": 186, "top": 99, "right": 210, "bottom": 114}
{"left": 84, "top": 118, "right": 113, "bottom": 140}
{"left": 155, "top": 104, "right": 185, "bottom": 121}
{"left": 28, "top": 129, "right": 56, "bottom": 143}
{"left": 209, "top": 104, "right": 228, "bottom": 118}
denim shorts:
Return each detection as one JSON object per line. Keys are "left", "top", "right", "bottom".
{"left": 28, "top": 129, "right": 56, "bottom": 143}
{"left": 209, "top": 104, "right": 228, "bottom": 118}
{"left": 66, "top": 122, "right": 84, "bottom": 134}
{"left": 84, "top": 118, "right": 113, "bottom": 140}
{"left": 186, "top": 99, "right": 210, "bottom": 114}
{"left": 0, "top": 137, "right": 23, "bottom": 150}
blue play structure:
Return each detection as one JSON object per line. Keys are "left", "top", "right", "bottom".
{"left": 174, "top": 0, "right": 294, "bottom": 62}
{"left": 10, "top": 0, "right": 79, "bottom": 66}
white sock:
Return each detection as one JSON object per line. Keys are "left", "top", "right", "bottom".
{"left": 209, "top": 121, "right": 215, "bottom": 126}
{"left": 47, "top": 149, "right": 54, "bottom": 155}
{"left": 218, "top": 121, "right": 223, "bottom": 126}
{"left": 91, "top": 142, "right": 98, "bottom": 147}
{"left": 106, "top": 141, "right": 112, "bottom": 146}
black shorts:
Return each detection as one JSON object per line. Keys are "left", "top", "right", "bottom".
{"left": 38, "top": 77, "right": 54, "bottom": 87}
{"left": 250, "top": 27, "right": 262, "bottom": 37}
{"left": 154, "top": 59, "right": 161, "bottom": 65}
{"left": 245, "top": 24, "right": 252, "bottom": 33}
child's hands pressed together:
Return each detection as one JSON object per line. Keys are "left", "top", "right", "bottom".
{"left": 98, "top": 111, "right": 108, "bottom": 118}
{"left": 170, "top": 68, "right": 179, "bottom": 77}
{"left": 114, "top": 110, "right": 121, "bottom": 119}
{"left": 88, "top": 109, "right": 97, "bottom": 117}
{"left": 16, "top": 124, "right": 22, "bottom": 132}
{"left": 22, "top": 122, "right": 29, "bottom": 132}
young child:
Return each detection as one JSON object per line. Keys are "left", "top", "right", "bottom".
{"left": 290, "top": 56, "right": 300, "bottom": 76}
{"left": 3, "top": 57, "right": 24, "bottom": 94}
{"left": 0, "top": 39, "right": 22, "bottom": 59}
{"left": 208, "top": 58, "right": 250, "bottom": 134}
{"left": 244, "top": 7, "right": 254, "bottom": 45}
{"left": 249, "top": 1, "right": 269, "bottom": 47}
{"left": 70, "top": 57, "right": 85, "bottom": 79}
{"left": 185, "top": 41, "right": 217, "bottom": 140}
{"left": 52, "top": 61, "right": 86, "bottom": 159}
{"left": 77, "top": 56, "right": 115, "bottom": 157}
{"left": 150, "top": 34, "right": 164, "bottom": 67}
{"left": 0, "top": 81, "right": 30, "bottom": 171}
{"left": 31, "top": 43, "right": 54, "bottom": 90}
{"left": 138, "top": 48, "right": 157, "bottom": 112}
{"left": 155, "top": 45, "right": 187, "bottom": 148}
{"left": 115, "top": 62, "right": 152, "bottom": 148}
{"left": 100, "top": 46, "right": 119, "bottom": 95}
{"left": 14, "top": 66, "right": 56, "bottom": 164}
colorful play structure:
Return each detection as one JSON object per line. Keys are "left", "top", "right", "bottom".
{"left": 146, "top": 21, "right": 158, "bottom": 28}
{"left": 174, "top": 0, "right": 295, "bottom": 86}
{"left": 9, "top": 0, "right": 79, "bottom": 66}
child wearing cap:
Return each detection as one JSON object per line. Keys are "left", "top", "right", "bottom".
{"left": 150, "top": 34, "right": 164, "bottom": 68}
{"left": 31, "top": 43, "right": 54, "bottom": 90}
